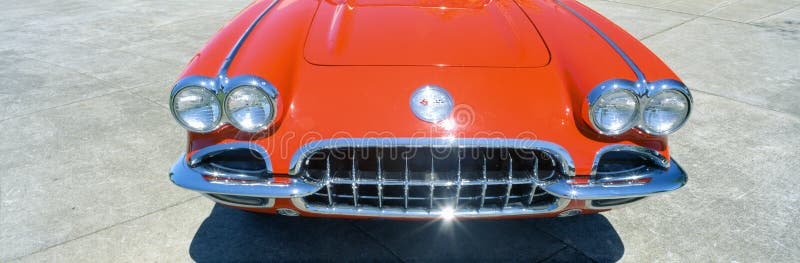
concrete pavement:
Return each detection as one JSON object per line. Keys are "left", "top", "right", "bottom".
{"left": 1, "top": 0, "right": 798, "bottom": 262}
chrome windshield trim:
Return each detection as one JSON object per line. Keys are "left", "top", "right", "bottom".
{"left": 287, "top": 138, "right": 576, "bottom": 177}
{"left": 555, "top": 0, "right": 646, "bottom": 82}
{"left": 218, "top": 0, "right": 281, "bottom": 77}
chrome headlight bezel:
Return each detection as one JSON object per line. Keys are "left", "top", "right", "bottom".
{"left": 222, "top": 76, "right": 279, "bottom": 133}
{"left": 639, "top": 79, "right": 692, "bottom": 136}
{"left": 584, "top": 79, "right": 692, "bottom": 137}
{"left": 169, "top": 75, "right": 281, "bottom": 134}
{"left": 586, "top": 79, "right": 641, "bottom": 136}
{"left": 169, "top": 76, "right": 223, "bottom": 133}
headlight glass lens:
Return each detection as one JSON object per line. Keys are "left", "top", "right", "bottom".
{"left": 643, "top": 90, "right": 690, "bottom": 134}
{"left": 225, "top": 86, "right": 274, "bottom": 132}
{"left": 172, "top": 86, "right": 221, "bottom": 132}
{"left": 590, "top": 90, "right": 639, "bottom": 134}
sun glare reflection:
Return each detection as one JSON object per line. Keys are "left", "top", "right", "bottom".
{"left": 441, "top": 207, "right": 456, "bottom": 221}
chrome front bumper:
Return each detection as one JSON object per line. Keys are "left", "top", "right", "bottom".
{"left": 170, "top": 153, "right": 688, "bottom": 214}
{"left": 170, "top": 154, "right": 318, "bottom": 198}
{"left": 543, "top": 161, "right": 687, "bottom": 200}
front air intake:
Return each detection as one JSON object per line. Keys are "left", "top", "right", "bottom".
{"left": 298, "top": 146, "right": 566, "bottom": 215}
{"left": 190, "top": 145, "right": 271, "bottom": 182}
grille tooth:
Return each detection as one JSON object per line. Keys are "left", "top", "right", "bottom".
{"left": 302, "top": 146, "right": 562, "bottom": 214}
{"left": 428, "top": 152, "right": 435, "bottom": 212}
{"left": 403, "top": 157, "right": 409, "bottom": 210}
{"left": 351, "top": 150, "right": 358, "bottom": 207}
{"left": 454, "top": 149, "right": 462, "bottom": 209}
{"left": 479, "top": 152, "right": 488, "bottom": 211}
{"left": 502, "top": 150, "right": 513, "bottom": 210}
{"left": 527, "top": 154, "right": 539, "bottom": 206}
{"left": 326, "top": 154, "right": 333, "bottom": 207}
{"left": 377, "top": 149, "right": 384, "bottom": 209}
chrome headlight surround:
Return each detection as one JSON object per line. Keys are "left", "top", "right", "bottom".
{"left": 584, "top": 79, "right": 692, "bottom": 137}
{"left": 639, "top": 79, "right": 692, "bottom": 136}
{"left": 222, "top": 75, "right": 281, "bottom": 133}
{"left": 169, "top": 76, "right": 223, "bottom": 133}
{"left": 169, "top": 75, "right": 281, "bottom": 134}
{"left": 585, "top": 79, "right": 641, "bottom": 135}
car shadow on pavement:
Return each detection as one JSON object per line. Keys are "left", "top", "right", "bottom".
{"left": 189, "top": 204, "right": 624, "bottom": 262}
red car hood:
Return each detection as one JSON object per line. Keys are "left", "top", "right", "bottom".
{"left": 304, "top": 0, "right": 551, "bottom": 67}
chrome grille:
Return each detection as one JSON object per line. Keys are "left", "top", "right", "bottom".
{"left": 299, "top": 146, "right": 565, "bottom": 215}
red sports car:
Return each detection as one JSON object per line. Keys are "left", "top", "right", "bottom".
{"left": 169, "top": 0, "right": 691, "bottom": 219}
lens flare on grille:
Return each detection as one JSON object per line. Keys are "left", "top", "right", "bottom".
{"left": 441, "top": 207, "right": 456, "bottom": 220}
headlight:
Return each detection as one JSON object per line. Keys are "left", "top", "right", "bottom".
{"left": 171, "top": 86, "right": 221, "bottom": 133}
{"left": 225, "top": 86, "right": 276, "bottom": 132}
{"left": 642, "top": 90, "right": 690, "bottom": 135}
{"left": 589, "top": 89, "right": 639, "bottom": 135}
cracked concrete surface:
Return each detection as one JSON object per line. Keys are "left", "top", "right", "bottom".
{"left": 1, "top": 0, "right": 798, "bottom": 262}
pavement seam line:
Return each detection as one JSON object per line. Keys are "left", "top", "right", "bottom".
{"left": 597, "top": 2, "right": 800, "bottom": 119}
{"left": 689, "top": 89, "right": 800, "bottom": 120}
{"left": 18, "top": 54, "right": 127, "bottom": 91}
{"left": 0, "top": 53, "right": 141, "bottom": 123}
{"left": 13, "top": 195, "right": 203, "bottom": 261}
{"left": 536, "top": 246, "right": 570, "bottom": 263}
{"left": 746, "top": 2, "right": 800, "bottom": 23}
{"left": 349, "top": 222, "right": 406, "bottom": 263}
{"left": 598, "top": 0, "right": 785, "bottom": 28}
{"left": 639, "top": 15, "right": 701, "bottom": 41}
{"left": 531, "top": 224, "right": 599, "bottom": 262}
{"left": 128, "top": 88, "right": 170, "bottom": 110}
{"left": 0, "top": 86, "right": 141, "bottom": 123}
{"left": 0, "top": 52, "right": 170, "bottom": 123}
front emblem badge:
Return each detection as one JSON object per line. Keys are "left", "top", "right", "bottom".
{"left": 410, "top": 85, "right": 454, "bottom": 123}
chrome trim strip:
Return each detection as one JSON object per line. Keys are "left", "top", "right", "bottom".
{"left": 290, "top": 197, "right": 571, "bottom": 218}
{"left": 554, "top": 0, "right": 645, "bottom": 82}
{"left": 288, "top": 138, "right": 576, "bottom": 177}
{"left": 543, "top": 158, "right": 687, "bottom": 200}
{"left": 203, "top": 193, "right": 275, "bottom": 208}
{"left": 218, "top": 0, "right": 281, "bottom": 77}
{"left": 170, "top": 154, "right": 321, "bottom": 198}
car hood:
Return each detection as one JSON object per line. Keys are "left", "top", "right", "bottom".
{"left": 184, "top": 0, "right": 670, "bottom": 174}
{"left": 304, "top": 0, "right": 551, "bottom": 67}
